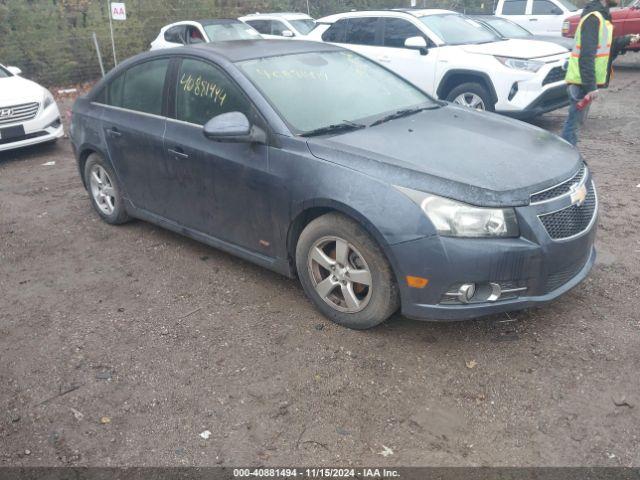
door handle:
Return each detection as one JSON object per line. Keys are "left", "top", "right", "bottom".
{"left": 529, "top": 18, "right": 538, "bottom": 21}
{"left": 168, "top": 147, "right": 189, "bottom": 159}
{"left": 107, "top": 128, "right": 122, "bottom": 137}
{"left": 377, "top": 56, "right": 391, "bottom": 63}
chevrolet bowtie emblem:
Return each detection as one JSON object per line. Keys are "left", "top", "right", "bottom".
{"left": 570, "top": 183, "right": 587, "bottom": 207}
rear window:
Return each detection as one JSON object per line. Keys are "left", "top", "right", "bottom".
{"left": 344, "top": 17, "right": 380, "bottom": 46}
{"left": 502, "top": 0, "right": 527, "bottom": 14}
{"left": 321, "top": 19, "right": 347, "bottom": 42}
{"left": 106, "top": 59, "right": 169, "bottom": 115}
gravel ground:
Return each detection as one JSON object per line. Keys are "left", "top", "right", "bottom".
{"left": 1, "top": 56, "right": 639, "bottom": 468}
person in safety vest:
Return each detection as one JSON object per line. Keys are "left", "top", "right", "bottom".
{"left": 561, "top": 0, "right": 640, "bottom": 146}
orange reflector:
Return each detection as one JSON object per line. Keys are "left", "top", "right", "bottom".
{"left": 406, "top": 276, "right": 429, "bottom": 289}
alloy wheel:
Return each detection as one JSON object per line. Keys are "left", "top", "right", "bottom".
{"left": 307, "top": 236, "right": 372, "bottom": 313}
{"left": 453, "top": 93, "right": 486, "bottom": 110}
{"left": 89, "top": 164, "right": 116, "bottom": 215}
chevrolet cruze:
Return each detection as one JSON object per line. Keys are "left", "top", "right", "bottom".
{"left": 70, "top": 40, "right": 597, "bottom": 329}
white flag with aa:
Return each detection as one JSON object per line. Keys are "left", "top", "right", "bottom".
{"left": 111, "top": 2, "right": 126, "bottom": 20}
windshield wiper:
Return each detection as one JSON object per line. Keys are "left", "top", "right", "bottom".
{"left": 300, "top": 120, "right": 366, "bottom": 137}
{"left": 369, "top": 105, "right": 440, "bottom": 127}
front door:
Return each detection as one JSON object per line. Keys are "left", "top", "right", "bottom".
{"left": 161, "top": 57, "right": 276, "bottom": 256}
{"left": 378, "top": 17, "right": 439, "bottom": 94}
{"left": 528, "top": 0, "right": 565, "bottom": 34}
{"left": 100, "top": 58, "right": 170, "bottom": 214}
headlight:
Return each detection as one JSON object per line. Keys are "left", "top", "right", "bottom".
{"left": 495, "top": 56, "right": 544, "bottom": 73}
{"left": 396, "top": 186, "right": 519, "bottom": 238}
{"left": 43, "top": 90, "right": 55, "bottom": 109}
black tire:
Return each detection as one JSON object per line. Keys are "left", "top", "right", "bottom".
{"left": 446, "top": 82, "right": 495, "bottom": 112}
{"left": 295, "top": 213, "right": 399, "bottom": 330}
{"left": 83, "top": 153, "right": 130, "bottom": 225}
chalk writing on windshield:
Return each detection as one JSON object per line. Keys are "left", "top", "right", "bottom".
{"left": 180, "top": 73, "right": 227, "bottom": 107}
{"left": 254, "top": 68, "right": 329, "bottom": 81}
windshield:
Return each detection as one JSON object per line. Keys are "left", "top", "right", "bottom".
{"left": 556, "top": 0, "right": 579, "bottom": 11}
{"left": 419, "top": 14, "right": 501, "bottom": 45}
{"left": 289, "top": 19, "right": 316, "bottom": 35}
{"left": 239, "top": 51, "right": 435, "bottom": 134}
{"left": 484, "top": 17, "right": 532, "bottom": 38}
{"left": 203, "top": 22, "right": 260, "bottom": 41}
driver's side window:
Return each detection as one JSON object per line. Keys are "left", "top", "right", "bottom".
{"left": 175, "top": 58, "right": 251, "bottom": 126}
{"left": 532, "top": 0, "right": 562, "bottom": 14}
{"left": 164, "top": 25, "right": 186, "bottom": 45}
{"left": 186, "top": 26, "right": 206, "bottom": 44}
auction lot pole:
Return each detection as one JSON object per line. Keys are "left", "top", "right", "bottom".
{"left": 108, "top": 1, "right": 117, "bottom": 66}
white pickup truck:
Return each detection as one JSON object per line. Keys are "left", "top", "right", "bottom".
{"left": 495, "top": 0, "right": 581, "bottom": 36}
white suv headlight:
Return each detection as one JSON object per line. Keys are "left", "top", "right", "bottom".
{"left": 43, "top": 90, "right": 55, "bottom": 109}
{"left": 396, "top": 186, "right": 519, "bottom": 238}
{"left": 495, "top": 56, "right": 544, "bottom": 73}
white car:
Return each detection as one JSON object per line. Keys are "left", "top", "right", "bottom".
{"left": 150, "top": 19, "right": 261, "bottom": 50}
{"left": 239, "top": 12, "right": 316, "bottom": 39}
{"left": 0, "top": 64, "right": 64, "bottom": 152}
{"left": 495, "top": 0, "right": 581, "bottom": 36}
{"left": 309, "top": 9, "right": 570, "bottom": 119}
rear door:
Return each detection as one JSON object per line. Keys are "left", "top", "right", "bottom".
{"left": 498, "top": 0, "right": 530, "bottom": 30}
{"left": 99, "top": 58, "right": 170, "bottom": 214}
{"left": 161, "top": 57, "right": 275, "bottom": 255}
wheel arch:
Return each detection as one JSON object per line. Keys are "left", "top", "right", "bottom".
{"left": 436, "top": 69, "right": 499, "bottom": 104}
{"left": 77, "top": 144, "right": 112, "bottom": 189}
{"left": 286, "top": 200, "right": 400, "bottom": 281}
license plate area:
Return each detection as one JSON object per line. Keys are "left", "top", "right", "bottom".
{"left": 0, "top": 125, "right": 26, "bottom": 140}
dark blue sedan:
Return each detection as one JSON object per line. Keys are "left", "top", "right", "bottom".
{"left": 70, "top": 40, "right": 597, "bottom": 329}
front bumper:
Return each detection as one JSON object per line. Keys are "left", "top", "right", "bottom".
{"left": 390, "top": 173, "right": 597, "bottom": 321}
{"left": 0, "top": 102, "right": 64, "bottom": 152}
{"left": 498, "top": 84, "right": 569, "bottom": 120}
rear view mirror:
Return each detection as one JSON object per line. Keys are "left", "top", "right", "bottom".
{"left": 203, "top": 111, "right": 266, "bottom": 144}
{"left": 7, "top": 66, "right": 22, "bottom": 75}
{"left": 404, "top": 36, "right": 429, "bottom": 55}
{"left": 282, "top": 30, "right": 295, "bottom": 37}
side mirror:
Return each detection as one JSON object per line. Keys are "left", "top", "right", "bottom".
{"left": 404, "top": 36, "right": 429, "bottom": 55}
{"left": 7, "top": 66, "right": 22, "bottom": 75}
{"left": 203, "top": 111, "right": 266, "bottom": 144}
{"left": 281, "top": 29, "right": 295, "bottom": 38}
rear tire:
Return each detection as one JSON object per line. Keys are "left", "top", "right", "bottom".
{"left": 83, "top": 153, "right": 130, "bottom": 225}
{"left": 446, "top": 82, "right": 495, "bottom": 112}
{"left": 295, "top": 213, "right": 399, "bottom": 330}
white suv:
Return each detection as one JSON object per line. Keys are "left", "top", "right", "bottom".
{"left": 309, "top": 9, "right": 570, "bottom": 119}
{"left": 239, "top": 12, "right": 316, "bottom": 39}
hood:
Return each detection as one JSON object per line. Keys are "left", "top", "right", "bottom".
{"left": 462, "top": 38, "right": 567, "bottom": 59}
{"left": 306, "top": 105, "right": 582, "bottom": 207}
{"left": 533, "top": 35, "right": 575, "bottom": 51}
{"left": 0, "top": 76, "right": 45, "bottom": 106}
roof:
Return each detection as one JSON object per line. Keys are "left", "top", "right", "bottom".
{"left": 198, "top": 19, "right": 248, "bottom": 25}
{"left": 189, "top": 39, "right": 341, "bottom": 62}
{"left": 240, "top": 12, "right": 314, "bottom": 20}
{"left": 318, "top": 9, "right": 455, "bottom": 23}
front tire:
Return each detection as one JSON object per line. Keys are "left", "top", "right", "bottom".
{"left": 446, "top": 82, "right": 495, "bottom": 112}
{"left": 295, "top": 213, "right": 399, "bottom": 329}
{"left": 83, "top": 153, "right": 130, "bottom": 225}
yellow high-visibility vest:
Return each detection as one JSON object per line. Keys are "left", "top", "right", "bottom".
{"left": 565, "top": 11, "right": 613, "bottom": 87}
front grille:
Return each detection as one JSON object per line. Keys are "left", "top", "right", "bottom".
{"left": 0, "top": 102, "right": 40, "bottom": 126}
{"left": 539, "top": 180, "right": 597, "bottom": 240}
{"left": 543, "top": 66, "right": 565, "bottom": 86}
{"left": 531, "top": 164, "right": 587, "bottom": 204}
{"left": 546, "top": 251, "right": 590, "bottom": 292}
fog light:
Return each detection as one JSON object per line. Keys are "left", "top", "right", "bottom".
{"left": 458, "top": 283, "right": 476, "bottom": 304}
{"left": 508, "top": 82, "right": 519, "bottom": 101}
